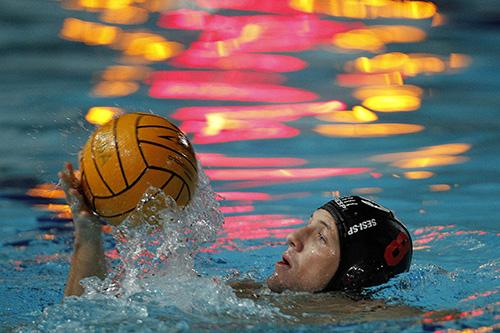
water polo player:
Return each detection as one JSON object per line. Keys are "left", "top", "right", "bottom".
{"left": 59, "top": 163, "right": 412, "bottom": 297}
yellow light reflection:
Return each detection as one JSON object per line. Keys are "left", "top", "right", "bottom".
{"left": 144, "top": 41, "right": 182, "bottom": 61}
{"left": 203, "top": 113, "right": 243, "bottom": 136}
{"left": 317, "top": 106, "right": 378, "bottom": 123}
{"left": 353, "top": 52, "right": 409, "bottom": 72}
{"left": 291, "top": 0, "right": 437, "bottom": 19}
{"left": 394, "top": 156, "right": 469, "bottom": 168}
{"left": 121, "top": 33, "right": 183, "bottom": 61}
{"left": 404, "top": 171, "right": 434, "bottom": 179}
{"left": 353, "top": 85, "right": 423, "bottom": 100}
{"left": 60, "top": 18, "right": 183, "bottom": 62}
{"left": 371, "top": 143, "right": 471, "bottom": 168}
{"left": 429, "top": 184, "right": 451, "bottom": 192}
{"left": 362, "top": 95, "right": 421, "bottom": 112}
{"left": 314, "top": 123, "right": 424, "bottom": 138}
{"left": 85, "top": 107, "right": 124, "bottom": 125}
{"left": 349, "top": 52, "right": 450, "bottom": 76}
{"left": 92, "top": 81, "right": 139, "bottom": 97}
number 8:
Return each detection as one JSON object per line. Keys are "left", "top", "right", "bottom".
{"left": 384, "top": 232, "right": 411, "bottom": 266}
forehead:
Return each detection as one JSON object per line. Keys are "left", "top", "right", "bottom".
{"left": 311, "top": 208, "right": 342, "bottom": 247}
{"left": 312, "top": 208, "right": 337, "bottom": 224}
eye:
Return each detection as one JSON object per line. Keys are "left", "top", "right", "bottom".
{"left": 318, "top": 233, "right": 327, "bottom": 244}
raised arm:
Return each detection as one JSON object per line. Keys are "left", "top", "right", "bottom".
{"left": 59, "top": 162, "right": 107, "bottom": 297}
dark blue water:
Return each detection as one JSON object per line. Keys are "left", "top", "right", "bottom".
{"left": 1, "top": 0, "right": 499, "bottom": 332}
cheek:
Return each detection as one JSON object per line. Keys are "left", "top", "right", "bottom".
{"left": 296, "top": 250, "right": 339, "bottom": 290}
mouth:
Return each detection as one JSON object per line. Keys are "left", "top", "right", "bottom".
{"left": 276, "top": 254, "right": 291, "bottom": 268}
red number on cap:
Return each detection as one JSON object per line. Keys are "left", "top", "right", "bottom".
{"left": 384, "top": 232, "right": 411, "bottom": 266}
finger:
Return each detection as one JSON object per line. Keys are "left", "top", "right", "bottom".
{"left": 65, "top": 162, "right": 74, "bottom": 174}
{"left": 69, "top": 188, "right": 86, "bottom": 210}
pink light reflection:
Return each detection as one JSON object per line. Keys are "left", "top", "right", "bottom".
{"left": 170, "top": 51, "right": 307, "bottom": 72}
{"left": 206, "top": 167, "right": 371, "bottom": 181}
{"left": 180, "top": 119, "right": 300, "bottom": 144}
{"left": 216, "top": 192, "right": 273, "bottom": 201}
{"left": 159, "top": 11, "right": 360, "bottom": 53}
{"left": 195, "top": 0, "right": 302, "bottom": 14}
{"left": 150, "top": 81, "right": 317, "bottom": 103}
{"left": 219, "top": 205, "right": 255, "bottom": 214}
{"left": 198, "top": 153, "right": 307, "bottom": 168}
{"left": 172, "top": 100, "right": 345, "bottom": 121}
{"left": 148, "top": 70, "right": 286, "bottom": 85}
{"left": 222, "top": 214, "right": 303, "bottom": 240}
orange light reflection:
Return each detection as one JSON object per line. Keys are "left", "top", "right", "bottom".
{"left": 404, "top": 171, "right": 434, "bottom": 179}
{"left": 92, "top": 81, "right": 139, "bottom": 97}
{"left": 27, "top": 184, "right": 65, "bottom": 199}
{"left": 429, "top": 184, "right": 451, "bottom": 192}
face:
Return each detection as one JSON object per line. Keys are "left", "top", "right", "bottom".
{"left": 267, "top": 209, "right": 341, "bottom": 293}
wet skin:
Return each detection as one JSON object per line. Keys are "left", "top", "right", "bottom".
{"left": 267, "top": 209, "right": 341, "bottom": 293}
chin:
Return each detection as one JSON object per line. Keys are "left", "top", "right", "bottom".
{"left": 266, "top": 273, "right": 286, "bottom": 293}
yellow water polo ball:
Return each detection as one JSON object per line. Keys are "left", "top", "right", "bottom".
{"left": 79, "top": 112, "right": 198, "bottom": 225}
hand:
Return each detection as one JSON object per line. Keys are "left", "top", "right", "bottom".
{"left": 58, "top": 162, "right": 101, "bottom": 239}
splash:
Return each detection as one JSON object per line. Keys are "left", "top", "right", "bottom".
{"left": 25, "top": 166, "right": 282, "bottom": 332}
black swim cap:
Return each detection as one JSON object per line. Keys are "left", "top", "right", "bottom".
{"left": 319, "top": 196, "right": 412, "bottom": 291}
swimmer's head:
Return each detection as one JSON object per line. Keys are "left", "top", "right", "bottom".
{"left": 267, "top": 196, "right": 412, "bottom": 293}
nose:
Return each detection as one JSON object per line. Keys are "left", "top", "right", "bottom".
{"left": 287, "top": 227, "right": 308, "bottom": 252}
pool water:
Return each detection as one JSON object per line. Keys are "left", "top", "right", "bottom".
{"left": 1, "top": 0, "right": 499, "bottom": 332}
